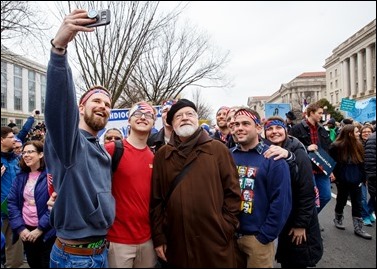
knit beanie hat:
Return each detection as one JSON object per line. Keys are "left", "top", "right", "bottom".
{"left": 166, "top": 99, "right": 197, "bottom": 126}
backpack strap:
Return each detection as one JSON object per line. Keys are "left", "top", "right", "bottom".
{"left": 111, "top": 139, "right": 124, "bottom": 172}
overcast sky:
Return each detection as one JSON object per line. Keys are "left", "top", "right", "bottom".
{"left": 9, "top": 1, "right": 376, "bottom": 120}
{"left": 166, "top": 1, "right": 376, "bottom": 117}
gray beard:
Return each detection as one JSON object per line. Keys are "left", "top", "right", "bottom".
{"left": 175, "top": 125, "right": 197, "bottom": 137}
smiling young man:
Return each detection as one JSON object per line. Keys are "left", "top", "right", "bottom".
{"left": 230, "top": 107, "right": 292, "bottom": 268}
{"left": 44, "top": 9, "right": 115, "bottom": 268}
{"left": 105, "top": 101, "right": 158, "bottom": 268}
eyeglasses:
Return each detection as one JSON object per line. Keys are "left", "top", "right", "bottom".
{"left": 174, "top": 111, "right": 197, "bottom": 120}
{"left": 21, "top": 150, "right": 38, "bottom": 156}
{"left": 132, "top": 111, "right": 154, "bottom": 120}
{"left": 105, "top": 136, "right": 122, "bottom": 141}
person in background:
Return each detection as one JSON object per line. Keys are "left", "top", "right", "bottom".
{"left": 1, "top": 127, "right": 24, "bottom": 268}
{"left": 44, "top": 9, "right": 115, "bottom": 268}
{"left": 230, "top": 108, "right": 292, "bottom": 268}
{"left": 364, "top": 131, "right": 376, "bottom": 225}
{"left": 324, "top": 118, "right": 338, "bottom": 142}
{"left": 289, "top": 103, "right": 335, "bottom": 220}
{"left": 147, "top": 100, "right": 177, "bottom": 154}
{"left": 359, "top": 124, "right": 375, "bottom": 226}
{"left": 200, "top": 123, "right": 212, "bottom": 136}
{"left": 212, "top": 106, "right": 232, "bottom": 144}
{"left": 263, "top": 116, "right": 323, "bottom": 268}
{"left": 285, "top": 110, "right": 297, "bottom": 133}
{"left": 329, "top": 125, "right": 372, "bottom": 240}
{"left": 225, "top": 106, "right": 241, "bottom": 148}
{"left": 8, "top": 140, "right": 56, "bottom": 268}
{"left": 105, "top": 101, "right": 157, "bottom": 268}
{"left": 103, "top": 128, "right": 123, "bottom": 144}
{"left": 7, "top": 121, "right": 16, "bottom": 129}
{"left": 150, "top": 99, "right": 241, "bottom": 268}
{"left": 13, "top": 138, "right": 23, "bottom": 157}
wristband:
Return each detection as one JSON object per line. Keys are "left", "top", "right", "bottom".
{"left": 50, "top": 39, "right": 67, "bottom": 52}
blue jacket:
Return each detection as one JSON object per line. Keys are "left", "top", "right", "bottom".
{"left": 7, "top": 170, "right": 55, "bottom": 243}
{"left": 231, "top": 141, "right": 292, "bottom": 244}
{"left": 44, "top": 51, "right": 115, "bottom": 240}
{"left": 1, "top": 151, "right": 20, "bottom": 219}
{"left": 17, "top": 116, "right": 35, "bottom": 143}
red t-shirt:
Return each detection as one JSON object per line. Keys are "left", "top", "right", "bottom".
{"left": 105, "top": 139, "right": 154, "bottom": 244}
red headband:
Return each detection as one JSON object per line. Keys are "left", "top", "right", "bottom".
{"left": 234, "top": 109, "right": 261, "bottom": 125}
{"left": 80, "top": 89, "right": 111, "bottom": 105}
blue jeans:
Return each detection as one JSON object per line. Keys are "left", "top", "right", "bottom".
{"left": 315, "top": 173, "right": 332, "bottom": 214}
{"left": 50, "top": 243, "right": 108, "bottom": 268}
{"left": 361, "top": 183, "right": 375, "bottom": 218}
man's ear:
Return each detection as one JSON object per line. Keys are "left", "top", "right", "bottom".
{"left": 256, "top": 124, "right": 263, "bottom": 134}
{"left": 78, "top": 104, "right": 84, "bottom": 115}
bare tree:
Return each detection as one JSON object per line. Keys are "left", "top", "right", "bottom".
{"left": 55, "top": 1, "right": 230, "bottom": 109}
{"left": 1, "top": 1, "right": 50, "bottom": 57}
{"left": 189, "top": 88, "right": 213, "bottom": 122}
{"left": 129, "top": 16, "right": 230, "bottom": 107}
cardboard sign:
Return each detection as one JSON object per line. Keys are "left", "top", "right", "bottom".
{"left": 308, "top": 148, "right": 336, "bottom": 176}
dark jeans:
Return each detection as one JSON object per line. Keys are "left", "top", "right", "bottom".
{"left": 334, "top": 181, "right": 363, "bottom": 217}
{"left": 23, "top": 230, "right": 55, "bottom": 268}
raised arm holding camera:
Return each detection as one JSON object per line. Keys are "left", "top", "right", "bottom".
{"left": 44, "top": 9, "right": 114, "bottom": 268}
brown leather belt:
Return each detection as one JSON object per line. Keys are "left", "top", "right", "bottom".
{"left": 55, "top": 238, "right": 107, "bottom": 256}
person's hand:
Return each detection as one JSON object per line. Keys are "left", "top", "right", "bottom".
{"left": 19, "top": 229, "right": 30, "bottom": 242}
{"left": 26, "top": 228, "right": 43, "bottom": 243}
{"left": 155, "top": 244, "right": 167, "bottom": 262}
{"left": 52, "top": 9, "right": 96, "bottom": 52}
{"left": 307, "top": 144, "right": 318, "bottom": 152}
{"left": 1, "top": 164, "right": 6, "bottom": 177}
{"left": 329, "top": 172, "right": 336, "bottom": 182}
{"left": 263, "top": 145, "right": 289, "bottom": 160}
{"left": 289, "top": 227, "right": 306, "bottom": 245}
{"left": 47, "top": 192, "right": 57, "bottom": 211}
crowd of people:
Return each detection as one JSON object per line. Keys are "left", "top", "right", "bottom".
{"left": 1, "top": 9, "right": 376, "bottom": 269}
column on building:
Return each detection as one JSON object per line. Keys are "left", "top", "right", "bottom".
{"left": 342, "top": 59, "right": 350, "bottom": 98}
{"left": 349, "top": 54, "right": 357, "bottom": 98}
{"left": 365, "top": 44, "right": 373, "bottom": 94}
{"left": 357, "top": 50, "right": 364, "bottom": 97}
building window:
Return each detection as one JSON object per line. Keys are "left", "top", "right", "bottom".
{"left": 1, "top": 118, "right": 7, "bottom": 127}
{"left": 330, "top": 94, "right": 333, "bottom": 104}
{"left": 335, "top": 79, "right": 338, "bottom": 88}
{"left": 330, "top": 71, "right": 333, "bottom": 79}
{"left": 15, "top": 119, "right": 23, "bottom": 129}
{"left": 41, "top": 75, "right": 46, "bottom": 113}
{"left": 330, "top": 82, "right": 333, "bottom": 89}
{"left": 335, "top": 92, "right": 339, "bottom": 104}
{"left": 1, "top": 61, "right": 7, "bottom": 109}
{"left": 14, "top": 65, "right": 22, "bottom": 110}
{"left": 335, "top": 69, "right": 337, "bottom": 77}
{"left": 28, "top": 70, "right": 36, "bottom": 112}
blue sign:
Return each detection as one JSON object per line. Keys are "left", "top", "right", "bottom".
{"left": 308, "top": 148, "right": 336, "bottom": 176}
{"left": 346, "top": 97, "right": 376, "bottom": 123}
{"left": 264, "top": 103, "right": 291, "bottom": 119}
{"left": 340, "top": 98, "right": 356, "bottom": 112}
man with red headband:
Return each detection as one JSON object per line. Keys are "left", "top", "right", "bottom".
{"left": 44, "top": 9, "right": 115, "bottom": 268}
{"left": 212, "top": 106, "right": 232, "bottom": 144}
{"left": 230, "top": 107, "right": 292, "bottom": 268}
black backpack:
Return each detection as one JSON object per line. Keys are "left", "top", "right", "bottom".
{"left": 111, "top": 139, "right": 124, "bottom": 172}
